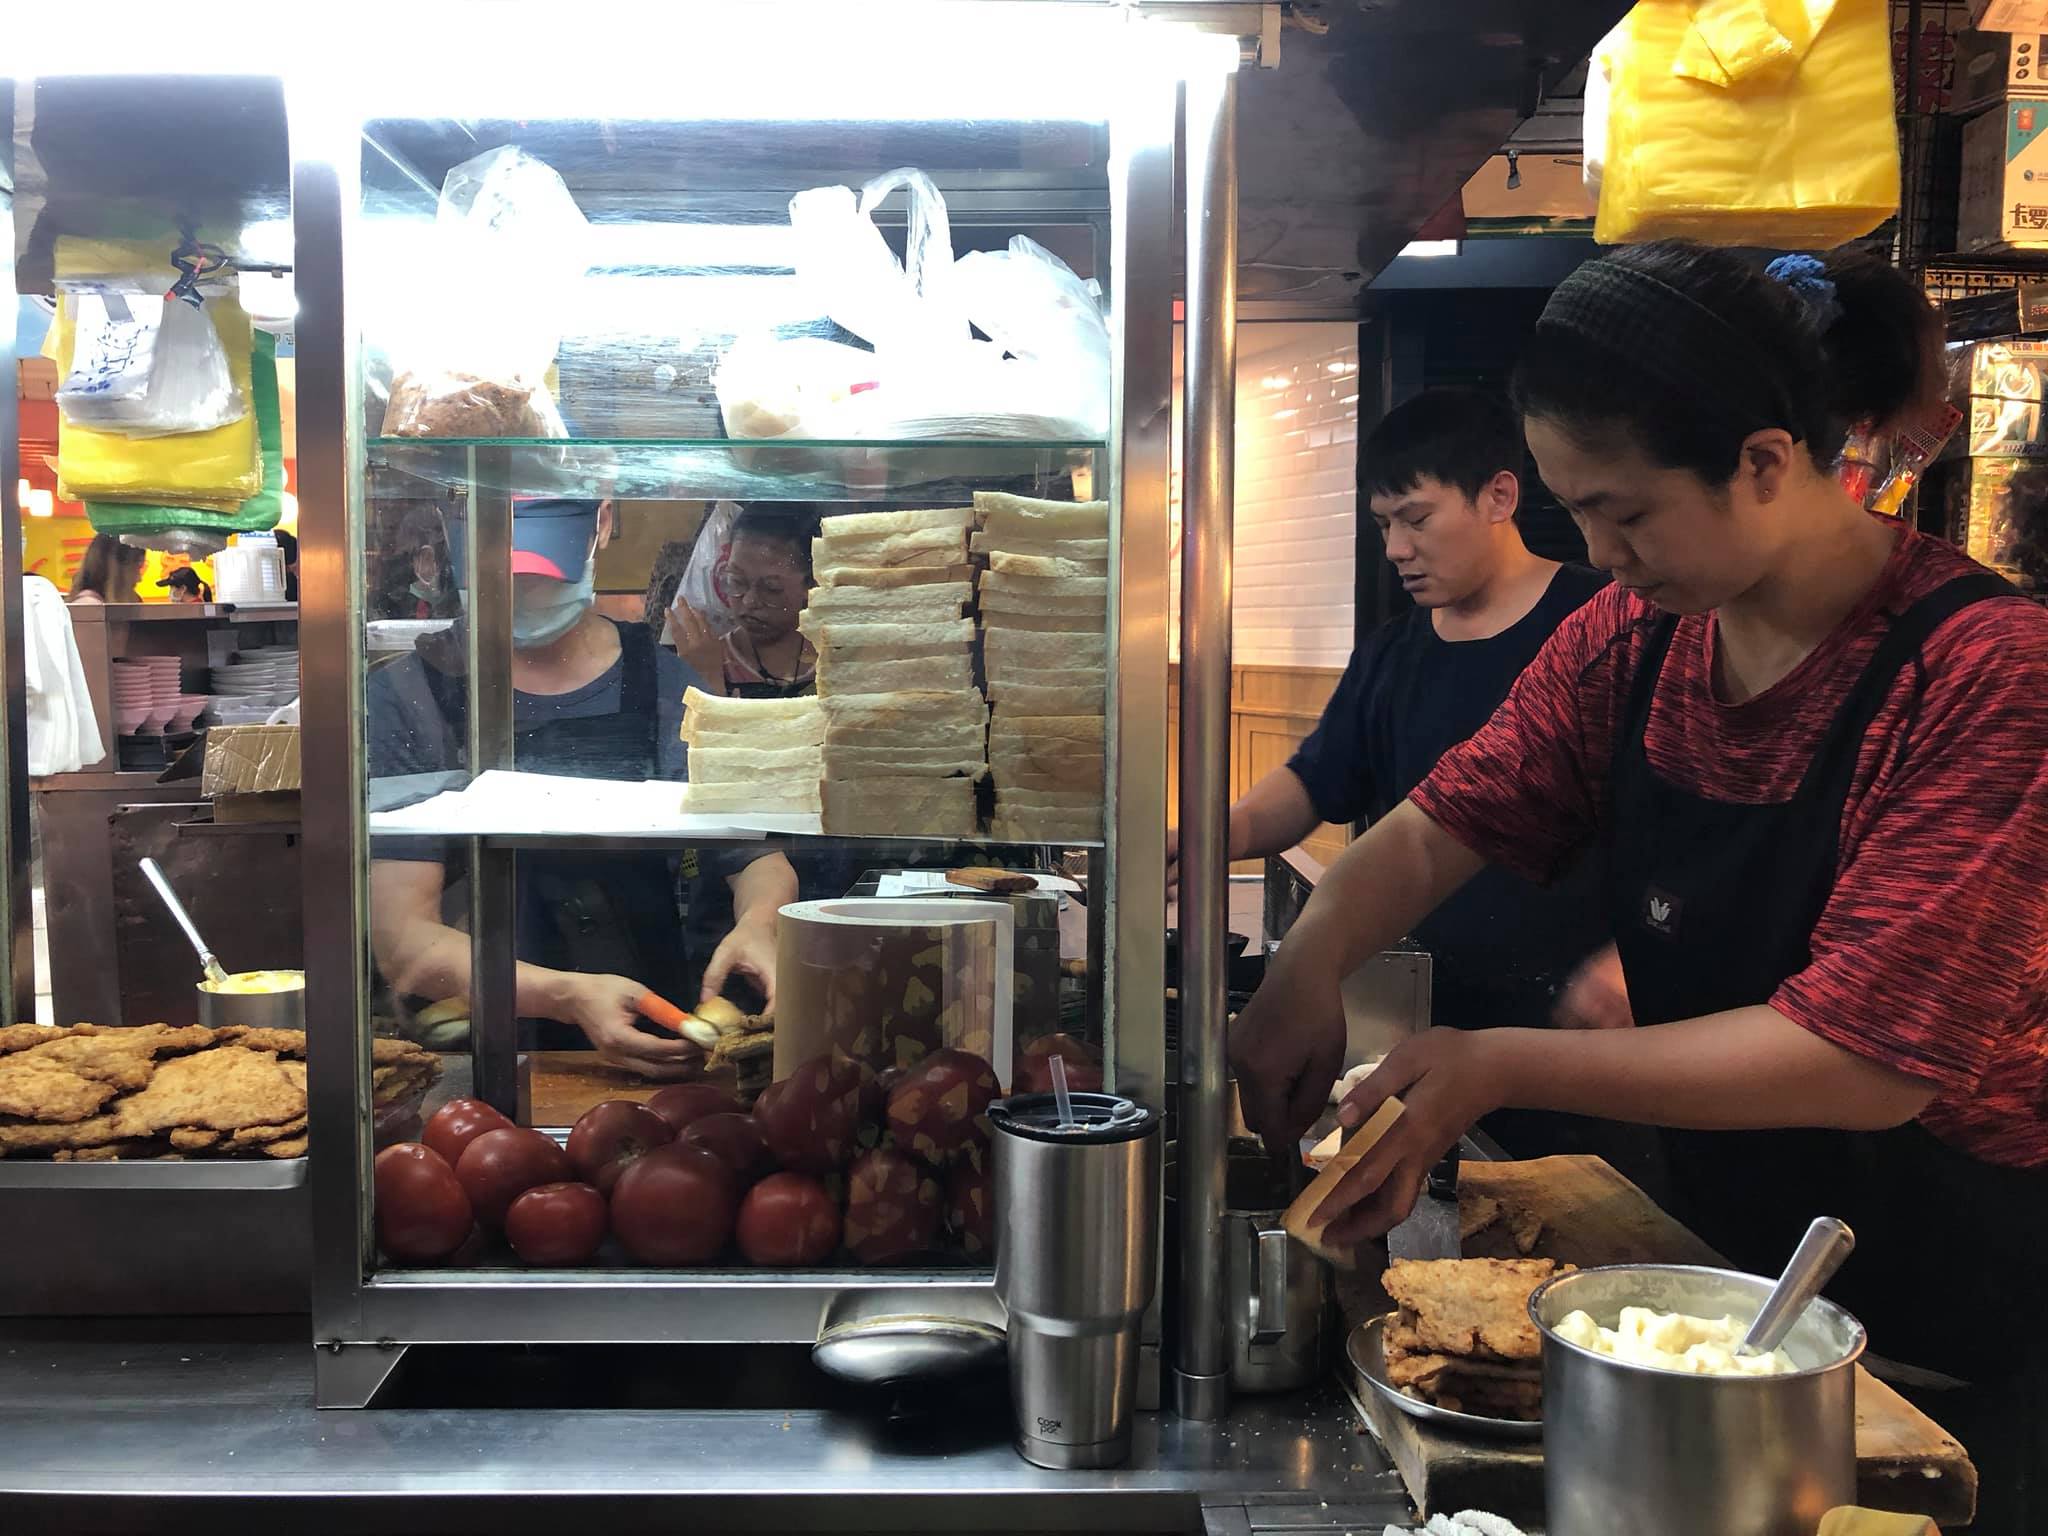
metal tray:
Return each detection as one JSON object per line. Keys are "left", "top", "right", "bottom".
{"left": 1348, "top": 1313, "right": 1543, "bottom": 1443}
{"left": 0, "top": 1156, "right": 307, "bottom": 1191}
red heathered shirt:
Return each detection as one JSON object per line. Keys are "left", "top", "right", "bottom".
{"left": 1411, "top": 527, "right": 2048, "bottom": 1168}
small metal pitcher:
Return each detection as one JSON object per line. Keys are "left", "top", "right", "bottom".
{"left": 1223, "top": 1147, "right": 1334, "bottom": 1393}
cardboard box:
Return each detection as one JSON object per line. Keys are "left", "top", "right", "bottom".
{"left": 201, "top": 724, "right": 301, "bottom": 823}
{"left": 1952, "top": 28, "right": 2048, "bottom": 113}
{"left": 1959, "top": 98, "right": 2048, "bottom": 249}
{"left": 1973, "top": 0, "right": 2048, "bottom": 32}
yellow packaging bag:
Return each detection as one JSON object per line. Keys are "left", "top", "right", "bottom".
{"left": 49, "top": 288, "right": 261, "bottom": 508}
{"left": 1595, "top": 0, "right": 1899, "bottom": 249}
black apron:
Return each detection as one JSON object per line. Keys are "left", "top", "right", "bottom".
{"left": 427, "top": 624, "right": 693, "bottom": 1048}
{"left": 1607, "top": 573, "right": 2048, "bottom": 1388}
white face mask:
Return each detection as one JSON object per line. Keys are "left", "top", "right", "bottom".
{"left": 511, "top": 560, "right": 596, "bottom": 649}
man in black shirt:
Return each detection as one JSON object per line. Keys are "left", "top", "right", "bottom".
{"left": 1182, "top": 390, "right": 1633, "bottom": 1160}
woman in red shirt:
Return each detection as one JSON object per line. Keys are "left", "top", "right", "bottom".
{"left": 1232, "top": 243, "right": 2048, "bottom": 1518}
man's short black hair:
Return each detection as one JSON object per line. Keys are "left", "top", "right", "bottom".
{"left": 1362, "top": 388, "right": 1523, "bottom": 504}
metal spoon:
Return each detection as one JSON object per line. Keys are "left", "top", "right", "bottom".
{"left": 1741, "top": 1216, "right": 1856, "bottom": 1357}
{"left": 139, "top": 857, "right": 229, "bottom": 987}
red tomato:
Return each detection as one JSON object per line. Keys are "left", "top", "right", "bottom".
{"left": 945, "top": 1160, "right": 996, "bottom": 1258}
{"left": 844, "top": 1146, "right": 942, "bottom": 1264}
{"left": 644, "top": 1083, "right": 741, "bottom": 1135}
{"left": 374, "top": 1142, "right": 473, "bottom": 1264}
{"left": 735, "top": 1172, "right": 842, "bottom": 1266}
{"left": 885, "top": 1048, "right": 999, "bottom": 1164}
{"left": 752, "top": 1053, "right": 864, "bottom": 1173}
{"left": 566, "top": 1099, "right": 676, "bottom": 1195}
{"left": 454, "top": 1126, "right": 574, "bottom": 1228}
{"left": 609, "top": 1143, "right": 737, "bottom": 1265}
{"left": 504, "top": 1181, "right": 609, "bottom": 1266}
{"left": 421, "top": 1097, "right": 514, "bottom": 1169}
{"left": 680, "top": 1111, "right": 774, "bottom": 1183}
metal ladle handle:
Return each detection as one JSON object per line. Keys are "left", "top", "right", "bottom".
{"left": 139, "top": 857, "right": 228, "bottom": 986}
{"left": 1742, "top": 1216, "right": 1855, "bottom": 1357}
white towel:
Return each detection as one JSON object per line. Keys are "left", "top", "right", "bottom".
{"left": 22, "top": 575, "right": 102, "bottom": 775}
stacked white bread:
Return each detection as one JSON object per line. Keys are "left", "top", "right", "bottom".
{"left": 679, "top": 687, "right": 825, "bottom": 814}
{"left": 975, "top": 492, "right": 1109, "bottom": 843}
{"left": 808, "top": 507, "right": 987, "bottom": 837}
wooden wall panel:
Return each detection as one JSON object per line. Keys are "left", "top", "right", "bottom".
{"left": 1168, "top": 664, "right": 1349, "bottom": 872}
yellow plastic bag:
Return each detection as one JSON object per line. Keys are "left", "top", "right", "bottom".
{"left": 50, "top": 289, "right": 261, "bottom": 507}
{"left": 1595, "top": 0, "right": 1899, "bottom": 249}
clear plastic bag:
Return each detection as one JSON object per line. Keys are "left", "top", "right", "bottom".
{"left": 678, "top": 500, "right": 742, "bottom": 630}
{"left": 381, "top": 146, "right": 590, "bottom": 438}
{"left": 950, "top": 235, "right": 1110, "bottom": 436}
{"left": 58, "top": 292, "right": 247, "bottom": 438}
{"left": 788, "top": 168, "right": 965, "bottom": 360}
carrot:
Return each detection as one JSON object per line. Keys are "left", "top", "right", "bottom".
{"left": 635, "top": 991, "right": 693, "bottom": 1034}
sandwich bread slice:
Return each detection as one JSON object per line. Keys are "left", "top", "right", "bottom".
{"left": 822, "top": 775, "right": 978, "bottom": 838}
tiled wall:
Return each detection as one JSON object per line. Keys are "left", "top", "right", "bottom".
{"left": 1171, "top": 321, "right": 1359, "bottom": 668}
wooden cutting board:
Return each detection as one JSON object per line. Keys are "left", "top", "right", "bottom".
{"left": 1343, "top": 1156, "right": 1977, "bottom": 1529}
{"left": 527, "top": 1052, "right": 746, "bottom": 1127}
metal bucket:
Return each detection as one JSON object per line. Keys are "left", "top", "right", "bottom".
{"left": 1222, "top": 1148, "right": 1332, "bottom": 1393}
{"left": 1531, "top": 1264, "right": 1865, "bottom": 1536}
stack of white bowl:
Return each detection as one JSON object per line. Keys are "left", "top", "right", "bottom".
{"left": 110, "top": 656, "right": 203, "bottom": 736}
{"left": 209, "top": 646, "right": 299, "bottom": 726}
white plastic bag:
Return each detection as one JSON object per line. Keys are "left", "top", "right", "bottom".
{"left": 381, "top": 146, "right": 590, "bottom": 438}
{"left": 950, "top": 235, "right": 1110, "bottom": 436}
{"left": 789, "top": 168, "right": 965, "bottom": 360}
{"left": 714, "top": 335, "right": 883, "bottom": 441}
{"left": 58, "top": 292, "right": 246, "bottom": 437}
{"left": 678, "top": 500, "right": 742, "bottom": 631}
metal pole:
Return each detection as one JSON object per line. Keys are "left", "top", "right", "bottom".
{"left": 0, "top": 80, "right": 31, "bottom": 1026}
{"left": 1175, "top": 62, "right": 1237, "bottom": 1425}
{"left": 466, "top": 456, "right": 524, "bottom": 1122}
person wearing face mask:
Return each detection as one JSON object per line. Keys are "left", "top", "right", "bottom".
{"left": 1230, "top": 245, "right": 2048, "bottom": 1525}
{"left": 365, "top": 497, "right": 797, "bottom": 1079}
{"left": 667, "top": 505, "right": 820, "bottom": 699}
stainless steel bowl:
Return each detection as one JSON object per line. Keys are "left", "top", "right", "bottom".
{"left": 1530, "top": 1264, "right": 1865, "bottom": 1536}
{"left": 195, "top": 983, "right": 304, "bottom": 1031}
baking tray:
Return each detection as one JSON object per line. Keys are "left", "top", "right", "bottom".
{"left": 1348, "top": 1313, "right": 1543, "bottom": 1443}
{"left": 0, "top": 1156, "right": 307, "bottom": 1191}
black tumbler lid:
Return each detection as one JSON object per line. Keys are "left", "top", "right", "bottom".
{"left": 989, "top": 1092, "right": 1159, "bottom": 1145}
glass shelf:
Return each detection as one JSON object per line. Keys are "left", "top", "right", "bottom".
{"left": 367, "top": 436, "right": 1102, "bottom": 503}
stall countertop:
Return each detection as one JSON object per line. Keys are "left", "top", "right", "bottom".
{"left": 0, "top": 1317, "right": 1413, "bottom": 1536}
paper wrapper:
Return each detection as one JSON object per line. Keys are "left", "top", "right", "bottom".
{"left": 774, "top": 898, "right": 1014, "bottom": 1081}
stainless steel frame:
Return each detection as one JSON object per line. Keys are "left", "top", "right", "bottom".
{"left": 1174, "top": 62, "right": 1239, "bottom": 1425}
{"left": 1, "top": 89, "right": 34, "bottom": 1026}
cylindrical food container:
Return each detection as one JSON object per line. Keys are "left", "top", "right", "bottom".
{"left": 774, "top": 899, "right": 1014, "bottom": 1080}
{"left": 990, "top": 1091, "right": 1161, "bottom": 1470}
{"left": 1531, "top": 1264, "right": 1865, "bottom": 1536}
{"left": 195, "top": 970, "right": 305, "bottom": 1030}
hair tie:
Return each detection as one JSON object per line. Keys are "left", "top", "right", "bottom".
{"left": 1765, "top": 253, "right": 1842, "bottom": 330}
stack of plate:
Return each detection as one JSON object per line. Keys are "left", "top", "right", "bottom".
{"left": 110, "top": 656, "right": 183, "bottom": 735}
{"left": 209, "top": 646, "right": 298, "bottom": 725}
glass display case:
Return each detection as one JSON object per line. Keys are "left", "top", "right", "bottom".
{"left": 293, "top": 6, "right": 1237, "bottom": 1406}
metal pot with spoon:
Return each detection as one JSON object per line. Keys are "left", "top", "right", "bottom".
{"left": 140, "top": 856, "right": 304, "bottom": 1030}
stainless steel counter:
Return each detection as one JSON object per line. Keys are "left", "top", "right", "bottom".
{"left": 0, "top": 1317, "right": 1413, "bottom": 1535}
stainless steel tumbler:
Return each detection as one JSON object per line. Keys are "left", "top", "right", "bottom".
{"left": 989, "top": 1091, "right": 1162, "bottom": 1469}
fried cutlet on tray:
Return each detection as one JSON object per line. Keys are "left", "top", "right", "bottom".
{"left": 1383, "top": 1257, "right": 1570, "bottom": 1363}
{"left": 110, "top": 1046, "right": 303, "bottom": 1138}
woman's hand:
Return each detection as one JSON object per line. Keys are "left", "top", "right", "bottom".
{"left": 1318, "top": 1027, "right": 1510, "bottom": 1245}
{"left": 701, "top": 911, "right": 778, "bottom": 1011}
{"left": 1553, "top": 945, "right": 1635, "bottom": 1030}
{"left": 1227, "top": 943, "right": 1348, "bottom": 1159}
{"left": 669, "top": 597, "right": 728, "bottom": 695}
{"left": 548, "top": 971, "right": 706, "bottom": 1080}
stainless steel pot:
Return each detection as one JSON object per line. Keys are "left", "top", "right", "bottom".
{"left": 1223, "top": 1149, "right": 1332, "bottom": 1393}
{"left": 1531, "top": 1264, "right": 1866, "bottom": 1536}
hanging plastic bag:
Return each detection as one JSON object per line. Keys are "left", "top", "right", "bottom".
{"left": 58, "top": 292, "right": 246, "bottom": 438}
{"left": 381, "top": 146, "right": 590, "bottom": 438}
{"left": 1594, "top": 0, "right": 1899, "bottom": 249}
{"left": 677, "top": 500, "right": 742, "bottom": 631}
{"left": 950, "top": 234, "right": 1111, "bottom": 437}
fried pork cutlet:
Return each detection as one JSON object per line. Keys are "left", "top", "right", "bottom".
{"left": 0, "top": 1112, "right": 125, "bottom": 1152}
{"left": 1459, "top": 1193, "right": 1503, "bottom": 1242}
{"left": 0, "top": 1024, "right": 79, "bottom": 1054}
{"left": 110, "top": 1046, "right": 304, "bottom": 1138}
{"left": 1383, "top": 1258, "right": 1570, "bottom": 1363}
{"left": 0, "top": 1054, "right": 118, "bottom": 1123}
{"left": 22, "top": 1024, "right": 217, "bottom": 1092}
